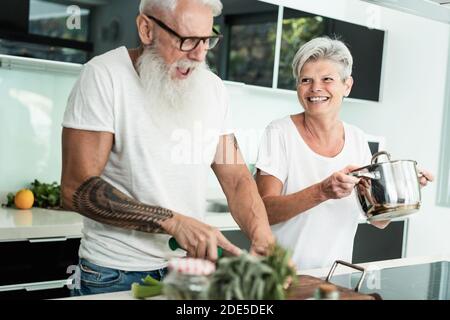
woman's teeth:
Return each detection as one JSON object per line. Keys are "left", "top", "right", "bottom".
{"left": 308, "top": 96, "right": 329, "bottom": 102}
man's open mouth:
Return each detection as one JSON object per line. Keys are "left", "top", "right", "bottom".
{"left": 176, "top": 67, "right": 191, "bottom": 76}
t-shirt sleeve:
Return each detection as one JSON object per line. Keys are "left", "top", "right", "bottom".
{"left": 218, "top": 81, "right": 233, "bottom": 136}
{"left": 62, "top": 62, "right": 115, "bottom": 133}
{"left": 255, "top": 123, "right": 288, "bottom": 184}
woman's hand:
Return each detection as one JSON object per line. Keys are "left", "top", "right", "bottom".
{"left": 319, "top": 165, "right": 361, "bottom": 200}
{"left": 418, "top": 169, "right": 434, "bottom": 188}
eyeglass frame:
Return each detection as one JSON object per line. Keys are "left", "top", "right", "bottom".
{"left": 143, "top": 14, "right": 222, "bottom": 52}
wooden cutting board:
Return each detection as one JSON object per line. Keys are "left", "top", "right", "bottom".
{"left": 287, "top": 275, "right": 380, "bottom": 300}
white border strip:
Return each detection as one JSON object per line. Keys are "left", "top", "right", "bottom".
{"left": 272, "top": 5, "right": 284, "bottom": 89}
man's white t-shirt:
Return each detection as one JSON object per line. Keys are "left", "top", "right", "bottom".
{"left": 62, "top": 46, "right": 233, "bottom": 271}
{"left": 255, "top": 116, "right": 371, "bottom": 271}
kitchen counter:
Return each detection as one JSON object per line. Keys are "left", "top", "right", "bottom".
{"left": 0, "top": 207, "right": 240, "bottom": 242}
{"left": 0, "top": 199, "right": 410, "bottom": 242}
{"left": 0, "top": 207, "right": 82, "bottom": 241}
{"left": 60, "top": 255, "right": 450, "bottom": 300}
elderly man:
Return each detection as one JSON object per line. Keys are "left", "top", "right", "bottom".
{"left": 61, "top": 0, "right": 274, "bottom": 296}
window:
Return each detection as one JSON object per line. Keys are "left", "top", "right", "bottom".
{"left": 208, "top": 0, "right": 278, "bottom": 87}
{"left": 278, "top": 7, "right": 385, "bottom": 101}
{"left": 207, "top": 2, "right": 385, "bottom": 101}
{"left": 29, "top": 0, "right": 90, "bottom": 42}
{"left": 277, "top": 9, "right": 326, "bottom": 90}
{"left": 0, "top": 0, "right": 92, "bottom": 63}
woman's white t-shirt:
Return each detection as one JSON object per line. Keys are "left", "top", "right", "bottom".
{"left": 255, "top": 115, "right": 372, "bottom": 271}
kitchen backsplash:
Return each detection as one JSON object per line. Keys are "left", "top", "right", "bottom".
{"left": 0, "top": 55, "right": 79, "bottom": 202}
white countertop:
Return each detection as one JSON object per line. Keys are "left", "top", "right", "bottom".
{"left": 0, "top": 207, "right": 83, "bottom": 241}
{"left": 60, "top": 255, "right": 450, "bottom": 300}
{"left": 0, "top": 207, "right": 239, "bottom": 242}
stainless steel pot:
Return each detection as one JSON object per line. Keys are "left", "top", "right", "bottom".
{"left": 350, "top": 151, "right": 422, "bottom": 222}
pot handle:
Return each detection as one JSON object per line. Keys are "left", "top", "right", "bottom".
{"left": 371, "top": 151, "right": 391, "bottom": 164}
{"left": 326, "top": 260, "right": 367, "bottom": 292}
{"left": 349, "top": 171, "right": 381, "bottom": 180}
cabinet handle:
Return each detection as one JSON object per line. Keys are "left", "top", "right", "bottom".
{"left": 28, "top": 237, "right": 67, "bottom": 243}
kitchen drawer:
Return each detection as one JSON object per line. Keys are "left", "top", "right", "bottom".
{"left": 0, "top": 237, "right": 80, "bottom": 299}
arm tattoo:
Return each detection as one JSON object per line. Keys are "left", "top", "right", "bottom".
{"left": 73, "top": 176, "right": 173, "bottom": 233}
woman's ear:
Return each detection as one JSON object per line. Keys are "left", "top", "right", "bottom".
{"left": 136, "top": 14, "right": 153, "bottom": 46}
{"left": 344, "top": 76, "right": 354, "bottom": 97}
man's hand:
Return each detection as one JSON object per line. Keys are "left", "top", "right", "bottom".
{"left": 319, "top": 165, "right": 361, "bottom": 200}
{"left": 249, "top": 234, "right": 276, "bottom": 256}
{"left": 162, "top": 214, "right": 242, "bottom": 261}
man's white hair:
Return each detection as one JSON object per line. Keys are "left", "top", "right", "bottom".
{"left": 139, "top": 0, "right": 223, "bottom": 17}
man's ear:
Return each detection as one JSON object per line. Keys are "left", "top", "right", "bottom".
{"left": 136, "top": 14, "right": 153, "bottom": 46}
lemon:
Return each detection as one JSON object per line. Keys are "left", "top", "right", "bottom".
{"left": 14, "top": 189, "right": 34, "bottom": 210}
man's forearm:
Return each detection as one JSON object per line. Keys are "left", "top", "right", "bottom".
{"left": 227, "top": 174, "right": 273, "bottom": 242}
{"left": 72, "top": 176, "right": 174, "bottom": 233}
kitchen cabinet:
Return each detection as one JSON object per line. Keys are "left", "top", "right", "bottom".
{"left": 222, "top": 220, "right": 406, "bottom": 263}
{"left": 352, "top": 220, "right": 405, "bottom": 264}
{"left": 0, "top": 237, "right": 80, "bottom": 299}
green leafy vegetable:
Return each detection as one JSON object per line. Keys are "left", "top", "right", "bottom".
{"left": 207, "top": 243, "right": 296, "bottom": 300}
{"left": 131, "top": 275, "right": 163, "bottom": 299}
{"left": 5, "top": 193, "right": 15, "bottom": 207}
{"left": 30, "top": 180, "right": 61, "bottom": 208}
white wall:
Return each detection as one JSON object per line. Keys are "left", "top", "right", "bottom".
{"left": 0, "top": 64, "right": 78, "bottom": 201}
{"left": 223, "top": 0, "right": 450, "bottom": 258}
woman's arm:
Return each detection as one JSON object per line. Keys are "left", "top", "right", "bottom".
{"left": 255, "top": 172, "right": 325, "bottom": 225}
{"left": 255, "top": 167, "right": 360, "bottom": 225}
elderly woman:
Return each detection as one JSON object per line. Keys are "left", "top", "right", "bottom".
{"left": 255, "top": 37, "right": 433, "bottom": 270}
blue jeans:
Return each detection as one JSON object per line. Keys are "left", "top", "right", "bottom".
{"left": 71, "top": 258, "right": 168, "bottom": 296}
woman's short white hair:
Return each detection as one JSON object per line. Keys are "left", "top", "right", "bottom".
{"left": 292, "top": 37, "right": 353, "bottom": 84}
{"left": 139, "top": 0, "right": 223, "bottom": 17}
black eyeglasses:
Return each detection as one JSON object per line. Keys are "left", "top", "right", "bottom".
{"left": 144, "top": 14, "right": 222, "bottom": 52}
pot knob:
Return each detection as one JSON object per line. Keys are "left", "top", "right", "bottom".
{"left": 371, "top": 151, "right": 391, "bottom": 164}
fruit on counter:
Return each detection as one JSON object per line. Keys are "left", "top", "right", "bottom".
{"left": 131, "top": 275, "right": 163, "bottom": 299}
{"left": 207, "top": 243, "right": 296, "bottom": 300}
{"left": 14, "top": 189, "right": 34, "bottom": 210}
{"left": 2, "top": 180, "right": 61, "bottom": 209}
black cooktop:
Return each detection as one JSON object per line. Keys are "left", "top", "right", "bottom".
{"left": 329, "top": 261, "right": 450, "bottom": 300}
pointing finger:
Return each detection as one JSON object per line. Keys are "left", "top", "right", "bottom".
{"left": 217, "top": 232, "right": 242, "bottom": 256}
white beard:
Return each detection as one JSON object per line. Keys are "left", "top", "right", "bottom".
{"left": 136, "top": 45, "right": 211, "bottom": 129}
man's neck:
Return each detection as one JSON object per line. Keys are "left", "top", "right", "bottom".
{"left": 128, "top": 46, "right": 144, "bottom": 69}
